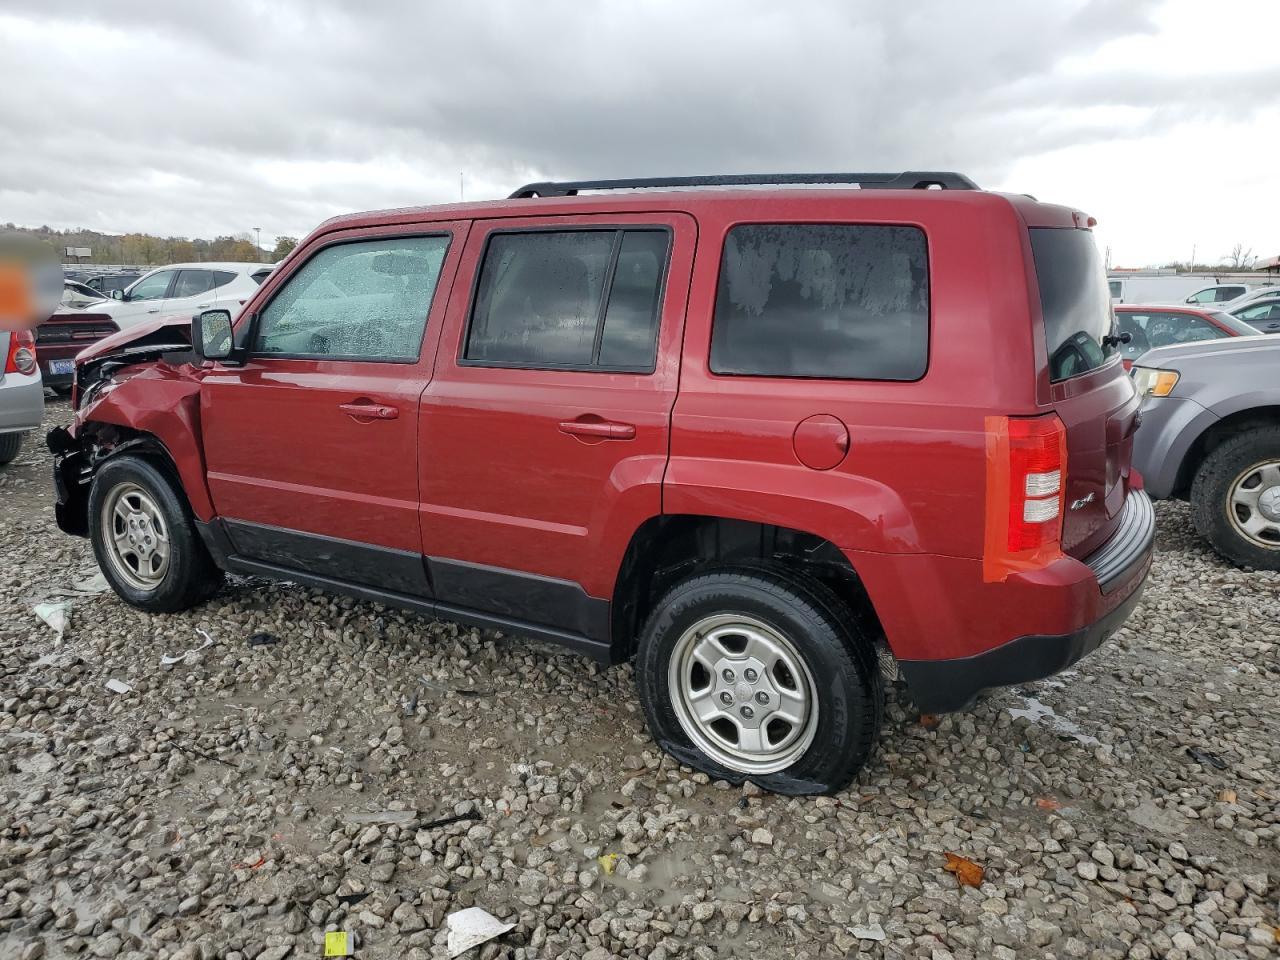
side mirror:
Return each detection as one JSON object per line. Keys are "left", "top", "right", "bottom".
{"left": 110, "top": 289, "right": 123, "bottom": 301}
{"left": 192, "top": 309, "right": 235, "bottom": 362}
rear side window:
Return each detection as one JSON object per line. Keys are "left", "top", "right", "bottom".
{"left": 1029, "top": 228, "right": 1117, "bottom": 382}
{"left": 172, "top": 270, "right": 216, "bottom": 298}
{"left": 211, "top": 270, "right": 237, "bottom": 289}
{"left": 1114, "top": 311, "right": 1225, "bottom": 360}
{"left": 709, "top": 224, "right": 929, "bottom": 380}
{"left": 465, "top": 229, "right": 669, "bottom": 370}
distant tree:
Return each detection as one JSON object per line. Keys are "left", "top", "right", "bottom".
{"left": 1224, "top": 244, "right": 1255, "bottom": 269}
{"left": 272, "top": 236, "right": 298, "bottom": 262}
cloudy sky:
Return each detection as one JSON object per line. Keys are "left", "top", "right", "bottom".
{"left": 2, "top": 0, "right": 1277, "bottom": 267}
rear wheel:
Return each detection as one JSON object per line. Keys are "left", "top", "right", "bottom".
{"left": 0, "top": 432, "right": 24, "bottom": 465}
{"left": 1191, "top": 426, "right": 1280, "bottom": 571}
{"left": 89, "top": 455, "right": 224, "bottom": 611}
{"left": 635, "top": 567, "right": 882, "bottom": 795}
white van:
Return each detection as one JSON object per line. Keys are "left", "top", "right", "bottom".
{"left": 1107, "top": 275, "right": 1219, "bottom": 305}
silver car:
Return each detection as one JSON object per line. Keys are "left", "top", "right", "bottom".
{"left": 0, "top": 329, "right": 44, "bottom": 465}
{"left": 1131, "top": 335, "right": 1280, "bottom": 570}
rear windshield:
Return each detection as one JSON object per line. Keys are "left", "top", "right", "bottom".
{"left": 1030, "top": 228, "right": 1116, "bottom": 382}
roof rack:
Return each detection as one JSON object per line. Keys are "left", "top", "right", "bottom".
{"left": 509, "top": 171, "right": 978, "bottom": 199}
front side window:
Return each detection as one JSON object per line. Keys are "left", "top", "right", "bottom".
{"left": 710, "top": 223, "right": 929, "bottom": 380}
{"left": 1238, "top": 301, "right": 1280, "bottom": 321}
{"left": 253, "top": 235, "right": 449, "bottom": 361}
{"left": 1188, "top": 288, "right": 1217, "bottom": 304}
{"left": 465, "top": 229, "right": 669, "bottom": 370}
{"left": 127, "top": 270, "right": 175, "bottom": 301}
{"left": 1029, "top": 228, "right": 1116, "bottom": 382}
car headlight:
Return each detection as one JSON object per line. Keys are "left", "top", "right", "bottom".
{"left": 1131, "top": 366, "right": 1179, "bottom": 397}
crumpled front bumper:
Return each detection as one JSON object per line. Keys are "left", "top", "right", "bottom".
{"left": 48, "top": 424, "right": 92, "bottom": 536}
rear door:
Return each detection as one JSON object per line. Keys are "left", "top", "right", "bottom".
{"left": 418, "top": 213, "right": 695, "bottom": 634}
{"left": 1029, "top": 227, "right": 1139, "bottom": 557}
{"left": 164, "top": 269, "right": 220, "bottom": 317}
{"left": 200, "top": 224, "right": 466, "bottom": 593}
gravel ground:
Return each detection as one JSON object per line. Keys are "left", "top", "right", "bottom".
{"left": 1, "top": 399, "right": 1277, "bottom": 960}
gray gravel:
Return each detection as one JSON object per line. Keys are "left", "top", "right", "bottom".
{"left": 2, "top": 400, "right": 1278, "bottom": 960}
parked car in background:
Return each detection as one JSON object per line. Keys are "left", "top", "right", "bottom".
{"left": 1229, "top": 296, "right": 1280, "bottom": 335}
{"left": 48, "top": 171, "right": 1153, "bottom": 795}
{"left": 62, "top": 279, "right": 111, "bottom": 309}
{"left": 104, "top": 262, "right": 274, "bottom": 328}
{"left": 0, "top": 329, "right": 44, "bottom": 464}
{"left": 1219, "top": 283, "right": 1280, "bottom": 312}
{"left": 1114, "top": 304, "right": 1259, "bottom": 368}
{"left": 36, "top": 312, "right": 120, "bottom": 393}
{"left": 84, "top": 272, "right": 142, "bottom": 297}
{"left": 1183, "top": 283, "right": 1249, "bottom": 305}
{"left": 1132, "top": 336, "right": 1280, "bottom": 570}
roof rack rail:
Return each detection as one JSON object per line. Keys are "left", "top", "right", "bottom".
{"left": 509, "top": 171, "right": 978, "bottom": 199}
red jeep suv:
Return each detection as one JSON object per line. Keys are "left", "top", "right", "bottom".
{"left": 48, "top": 172, "right": 1153, "bottom": 794}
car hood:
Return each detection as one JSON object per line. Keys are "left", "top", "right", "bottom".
{"left": 74, "top": 312, "right": 191, "bottom": 364}
{"left": 1138, "top": 335, "right": 1280, "bottom": 367}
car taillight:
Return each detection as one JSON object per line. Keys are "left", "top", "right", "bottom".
{"left": 4, "top": 330, "right": 37, "bottom": 375}
{"left": 983, "top": 414, "right": 1067, "bottom": 582}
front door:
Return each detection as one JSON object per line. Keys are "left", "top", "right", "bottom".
{"left": 200, "top": 223, "right": 466, "bottom": 594}
{"left": 419, "top": 213, "right": 696, "bottom": 640}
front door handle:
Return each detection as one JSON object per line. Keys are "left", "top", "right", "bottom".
{"left": 339, "top": 401, "right": 399, "bottom": 421}
{"left": 558, "top": 418, "right": 636, "bottom": 440}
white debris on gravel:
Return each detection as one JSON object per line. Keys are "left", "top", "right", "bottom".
{"left": 0, "top": 401, "right": 1277, "bottom": 960}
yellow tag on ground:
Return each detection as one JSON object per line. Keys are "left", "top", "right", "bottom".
{"left": 598, "top": 852, "right": 619, "bottom": 875}
{"left": 324, "top": 931, "right": 351, "bottom": 956}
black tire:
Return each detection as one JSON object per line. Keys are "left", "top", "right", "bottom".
{"left": 1190, "top": 426, "right": 1280, "bottom": 572}
{"left": 0, "top": 432, "right": 23, "bottom": 466}
{"left": 635, "top": 566, "right": 883, "bottom": 796}
{"left": 89, "top": 455, "right": 225, "bottom": 612}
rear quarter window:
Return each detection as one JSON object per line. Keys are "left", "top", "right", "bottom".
{"left": 1030, "top": 228, "right": 1116, "bottom": 382}
{"left": 710, "top": 223, "right": 929, "bottom": 380}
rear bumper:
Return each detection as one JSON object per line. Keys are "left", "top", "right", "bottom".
{"left": 895, "top": 489, "right": 1155, "bottom": 713}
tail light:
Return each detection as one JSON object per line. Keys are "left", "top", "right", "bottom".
{"left": 983, "top": 414, "right": 1067, "bottom": 582}
{"left": 4, "top": 330, "right": 37, "bottom": 375}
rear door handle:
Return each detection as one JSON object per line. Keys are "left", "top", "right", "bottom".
{"left": 339, "top": 401, "right": 399, "bottom": 421}
{"left": 558, "top": 418, "right": 636, "bottom": 440}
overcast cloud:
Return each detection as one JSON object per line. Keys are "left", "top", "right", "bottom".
{"left": 1, "top": 0, "right": 1276, "bottom": 266}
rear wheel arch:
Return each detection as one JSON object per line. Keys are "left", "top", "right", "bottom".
{"left": 610, "top": 514, "right": 887, "bottom": 661}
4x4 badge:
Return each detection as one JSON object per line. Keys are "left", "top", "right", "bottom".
{"left": 1070, "top": 492, "right": 1096, "bottom": 511}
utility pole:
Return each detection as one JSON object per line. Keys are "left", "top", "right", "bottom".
{"left": 254, "top": 227, "right": 262, "bottom": 257}
{"left": 1189, "top": 243, "right": 1196, "bottom": 273}
{"left": 460, "top": 172, "right": 465, "bottom": 202}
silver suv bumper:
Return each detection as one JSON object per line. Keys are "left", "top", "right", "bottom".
{"left": 0, "top": 369, "right": 44, "bottom": 436}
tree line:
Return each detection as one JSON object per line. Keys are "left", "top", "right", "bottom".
{"left": 2, "top": 222, "right": 299, "bottom": 265}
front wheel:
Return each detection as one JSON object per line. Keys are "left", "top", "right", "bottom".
{"left": 89, "top": 455, "right": 225, "bottom": 612}
{"left": 635, "top": 567, "right": 882, "bottom": 795}
{"left": 1191, "top": 426, "right": 1280, "bottom": 571}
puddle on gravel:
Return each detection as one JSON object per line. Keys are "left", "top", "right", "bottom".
{"left": 1007, "top": 695, "right": 1100, "bottom": 746}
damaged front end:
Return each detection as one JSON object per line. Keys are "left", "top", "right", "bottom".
{"left": 47, "top": 316, "right": 201, "bottom": 538}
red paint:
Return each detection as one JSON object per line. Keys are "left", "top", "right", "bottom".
{"left": 68, "top": 187, "right": 1142, "bottom": 665}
